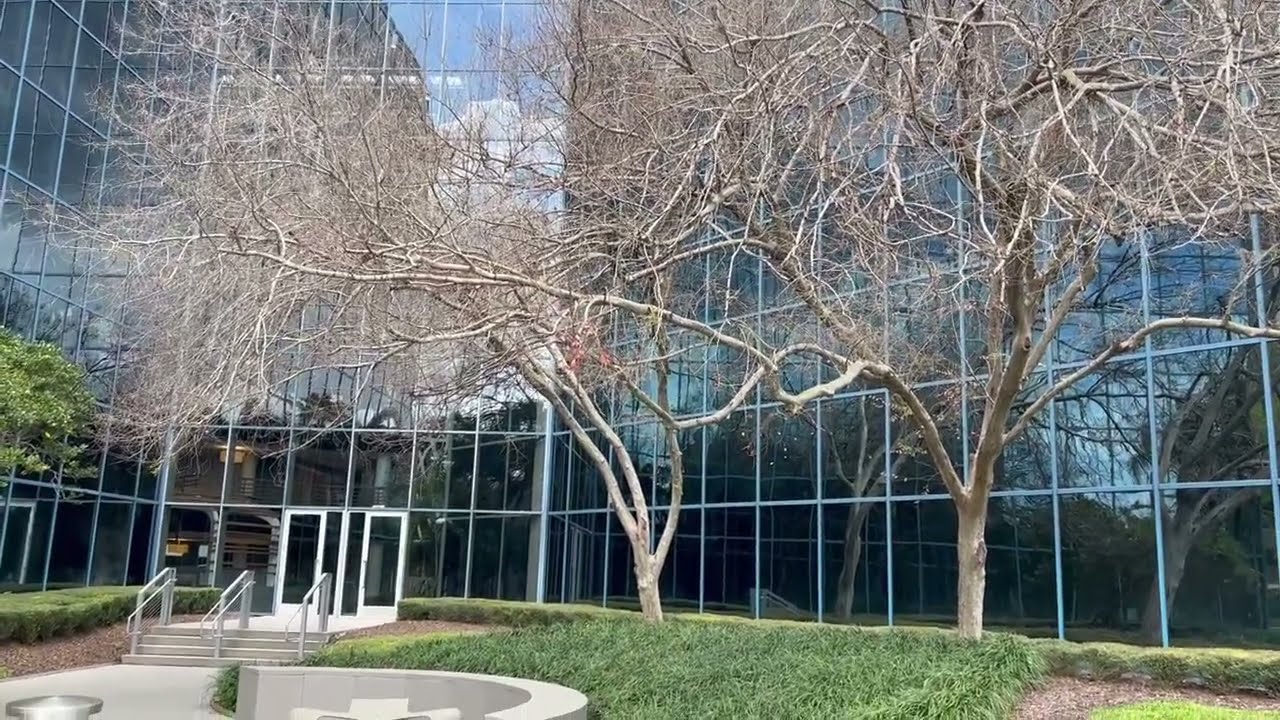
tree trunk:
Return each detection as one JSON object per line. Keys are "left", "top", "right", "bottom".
{"left": 956, "top": 502, "right": 989, "bottom": 640}
{"left": 834, "top": 503, "right": 870, "bottom": 621}
{"left": 631, "top": 545, "right": 664, "bottom": 622}
{"left": 1141, "top": 527, "right": 1190, "bottom": 644}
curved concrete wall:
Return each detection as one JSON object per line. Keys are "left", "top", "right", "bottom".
{"left": 235, "top": 666, "right": 588, "bottom": 720}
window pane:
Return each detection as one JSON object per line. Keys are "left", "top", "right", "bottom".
{"left": 822, "top": 501, "right": 888, "bottom": 624}
{"left": 1061, "top": 490, "right": 1158, "bottom": 644}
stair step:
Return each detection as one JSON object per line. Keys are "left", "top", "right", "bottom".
{"left": 148, "top": 626, "right": 332, "bottom": 642}
{"left": 122, "top": 654, "right": 280, "bottom": 668}
{"left": 141, "top": 634, "right": 326, "bottom": 650}
{"left": 137, "top": 643, "right": 309, "bottom": 660}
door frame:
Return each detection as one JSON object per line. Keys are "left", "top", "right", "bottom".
{"left": 276, "top": 509, "right": 408, "bottom": 617}
{"left": 274, "top": 509, "right": 334, "bottom": 616}
{"left": 349, "top": 510, "right": 408, "bottom": 616}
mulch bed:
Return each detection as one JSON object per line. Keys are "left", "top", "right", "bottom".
{"left": 1016, "top": 677, "right": 1280, "bottom": 719}
{"left": 0, "top": 615, "right": 203, "bottom": 678}
{"left": 0, "top": 619, "right": 494, "bottom": 678}
{"left": 334, "top": 620, "right": 499, "bottom": 641}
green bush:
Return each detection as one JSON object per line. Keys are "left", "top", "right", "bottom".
{"left": 221, "top": 620, "right": 1041, "bottom": 719}
{"left": 0, "top": 586, "right": 221, "bottom": 644}
{"left": 213, "top": 663, "right": 241, "bottom": 712}
{"left": 1038, "top": 640, "right": 1280, "bottom": 695}
{"left": 402, "top": 599, "right": 1280, "bottom": 697}
{"left": 398, "top": 597, "right": 635, "bottom": 626}
{"left": 1090, "top": 701, "right": 1280, "bottom": 719}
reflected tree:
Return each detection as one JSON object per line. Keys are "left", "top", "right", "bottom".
{"left": 1059, "top": 494, "right": 1156, "bottom": 631}
{"left": 819, "top": 396, "right": 892, "bottom": 620}
{"left": 1141, "top": 344, "right": 1275, "bottom": 641}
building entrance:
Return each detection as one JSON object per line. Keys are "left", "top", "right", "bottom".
{"left": 276, "top": 509, "right": 407, "bottom": 618}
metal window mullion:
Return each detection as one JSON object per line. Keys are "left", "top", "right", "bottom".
{"left": 1249, "top": 215, "right": 1280, "bottom": 635}
{"left": 815, "top": 399, "right": 824, "bottom": 622}
{"left": 884, "top": 391, "right": 894, "bottom": 626}
{"left": 462, "top": 413, "right": 481, "bottom": 597}
{"left": 1139, "top": 230, "right": 1172, "bottom": 648}
{"left": 1044, "top": 283, "right": 1067, "bottom": 641}
{"left": 535, "top": 402, "right": 554, "bottom": 603}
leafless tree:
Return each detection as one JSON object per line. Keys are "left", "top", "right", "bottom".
{"left": 65, "top": 0, "right": 872, "bottom": 622}
{"left": 545, "top": 0, "right": 1280, "bottom": 639}
{"left": 67, "top": 0, "right": 1280, "bottom": 638}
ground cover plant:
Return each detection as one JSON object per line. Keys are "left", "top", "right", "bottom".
{"left": 216, "top": 619, "right": 1045, "bottom": 719}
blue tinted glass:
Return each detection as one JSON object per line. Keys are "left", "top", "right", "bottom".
{"left": 442, "top": 2, "right": 500, "bottom": 70}
{"left": 386, "top": 2, "right": 445, "bottom": 69}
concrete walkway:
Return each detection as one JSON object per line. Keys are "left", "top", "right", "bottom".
{"left": 0, "top": 665, "right": 223, "bottom": 719}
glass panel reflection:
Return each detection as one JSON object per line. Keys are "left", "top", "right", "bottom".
{"left": 363, "top": 515, "right": 403, "bottom": 607}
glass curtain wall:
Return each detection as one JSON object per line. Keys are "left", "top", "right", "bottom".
{"left": 4, "top": 0, "right": 1280, "bottom": 652}
{"left": 544, "top": 218, "right": 1280, "bottom": 651}
{"left": 0, "top": 0, "right": 158, "bottom": 590}
{"left": 0, "top": 0, "right": 545, "bottom": 592}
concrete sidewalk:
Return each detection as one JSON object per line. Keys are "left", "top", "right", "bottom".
{"left": 0, "top": 664, "right": 223, "bottom": 719}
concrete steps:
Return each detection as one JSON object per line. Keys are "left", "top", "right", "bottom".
{"left": 123, "top": 625, "right": 332, "bottom": 668}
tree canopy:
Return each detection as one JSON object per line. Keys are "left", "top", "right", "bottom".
{"left": 0, "top": 329, "right": 94, "bottom": 479}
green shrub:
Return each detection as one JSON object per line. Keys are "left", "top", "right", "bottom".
{"left": 402, "top": 599, "right": 1280, "bottom": 697}
{"left": 290, "top": 620, "right": 1044, "bottom": 720}
{"left": 398, "top": 597, "right": 634, "bottom": 626}
{"left": 213, "top": 664, "right": 241, "bottom": 712}
{"left": 0, "top": 585, "right": 221, "bottom": 644}
{"left": 1038, "top": 640, "right": 1280, "bottom": 694}
{"left": 224, "top": 599, "right": 1280, "bottom": 716}
{"left": 1090, "top": 701, "right": 1280, "bottom": 719}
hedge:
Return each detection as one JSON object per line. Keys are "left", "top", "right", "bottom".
{"left": 399, "top": 598, "right": 1280, "bottom": 695}
{"left": 1038, "top": 640, "right": 1280, "bottom": 695}
{"left": 0, "top": 585, "right": 222, "bottom": 644}
{"left": 398, "top": 597, "right": 636, "bottom": 626}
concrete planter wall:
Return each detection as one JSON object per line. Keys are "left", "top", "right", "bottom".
{"left": 234, "top": 666, "right": 588, "bottom": 720}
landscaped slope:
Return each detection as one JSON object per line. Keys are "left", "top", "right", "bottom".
{"left": 293, "top": 620, "right": 1044, "bottom": 719}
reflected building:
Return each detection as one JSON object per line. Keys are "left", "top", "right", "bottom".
{"left": 0, "top": 0, "right": 1278, "bottom": 649}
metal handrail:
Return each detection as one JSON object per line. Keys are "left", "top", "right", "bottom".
{"left": 287, "top": 572, "right": 332, "bottom": 659}
{"left": 202, "top": 570, "right": 255, "bottom": 659}
{"left": 756, "top": 588, "right": 802, "bottom": 616}
{"left": 126, "top": 568, "right": 176, "bottom": 654}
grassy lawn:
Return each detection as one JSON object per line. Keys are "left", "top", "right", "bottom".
{"left": 218, "top": 620, "right": 1045, "bottom": 719}
{"left": 1091, "top": 701, "right": 1280, "bottom": 719}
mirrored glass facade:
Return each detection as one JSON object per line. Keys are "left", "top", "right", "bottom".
{"left": 1, "top": 0, "right": 1278, "bottom": 649}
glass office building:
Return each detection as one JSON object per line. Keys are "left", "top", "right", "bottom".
{"left": 1, "top": 0, "right": 1278, "bottom": 648}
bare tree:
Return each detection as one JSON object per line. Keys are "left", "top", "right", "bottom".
{"left": 544, "top": 0, "right": 1280, "bottom": 640}
{"left": 68, "top": 0, "right": 1280, "bottom": 639}
{"left": 65, "top": 0, "right": 875, "bottom": 622}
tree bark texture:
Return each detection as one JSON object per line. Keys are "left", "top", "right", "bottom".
{"left": 956, "top": 502, "right": 989, "bottom": 640}
{"left": 631, "top": 540, "right": 665, "bottom": 622}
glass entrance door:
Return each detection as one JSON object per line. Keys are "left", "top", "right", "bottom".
{"left": 276, "top": 510, "right": 341, "bottom": 616}
{"left": 362, "top": 513, "right": 406, "bottom": 610}
{"left": 332, "top": 511, "right": 407, "bottom": 616}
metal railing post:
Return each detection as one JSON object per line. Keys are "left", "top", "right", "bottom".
{"left": 239, "top": 573, "right": 254, "bottom": 630}
{"left": 320, "top": 575, "right": 330, "bottom": 633}
{"left": 214, "top": 615, "right": 223, "bottom": 659}
{"left": 127, "top": 568, "right": 177, "bottom": 657}
{"left": 161, "top": 571, "right": 175, "bottom": 625}
{"left": 298, "top": 608, "right": 309, "bottom": 659}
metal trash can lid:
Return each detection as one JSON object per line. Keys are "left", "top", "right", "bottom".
{"left": 6, "top": 695, "right": 103, "bottom": 717}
